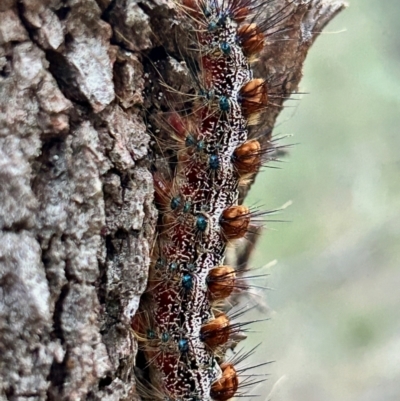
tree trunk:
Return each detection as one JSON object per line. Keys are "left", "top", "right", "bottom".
{"left": 0, "top": 0, "right": 345, "bottom": 400}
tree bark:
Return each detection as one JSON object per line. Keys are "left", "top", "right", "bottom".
{"left": 0, "top": 1, "right": 345, "bottom": 400}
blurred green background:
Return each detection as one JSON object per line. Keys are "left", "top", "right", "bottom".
{"left": 244, "top": 1, "right": 400, "bottom": 400}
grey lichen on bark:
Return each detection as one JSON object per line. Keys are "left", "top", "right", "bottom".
{"left": 0, "top": 1, "right": 345, "bottom": 400}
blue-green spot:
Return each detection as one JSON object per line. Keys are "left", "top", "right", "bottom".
{"left": 209, "top": 154, "right": 219, "bottom": 170}
{"left": 196, "top": 215, "right": 208, "bottom": 232}
{"left": 178, "top": 338, "right": 189, "bottom": 353}
{"left": 170, "top": 196, "right": 181, "bottom": 210}
{"left": 220, "top": 41, "right": 231, "bottom": 55}
{"left": 182, "top": 273, "right": 193, "bottom": 291}
{"left": 219, "top": 96, "right": 230, "bottom": 111}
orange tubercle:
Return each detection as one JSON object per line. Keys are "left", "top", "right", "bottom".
{"left": 233, "top": 139, "right": 262, "bottom": 175}
{"left": 200, "top": 313, "right": 231, "bottom": 348}
{"left": 240, "top": 78, "right": 268, "bottom": 120}
{"left": 220, "top": 205, "right": 251, "bottom": 240}
{"left": 237, "top": 23, "right": 265, "bottom": 57}
{"left": 211, "top": 363, "right": 239, "bottom": 401}
{"left": 207, "top": 265, "right": 236, "bottom": 300}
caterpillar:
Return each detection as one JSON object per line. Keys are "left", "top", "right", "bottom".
{"left": 132, "top": 0, "right": 325, "bottom": 400}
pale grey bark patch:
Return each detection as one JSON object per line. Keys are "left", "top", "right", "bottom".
{"left": 0, "top": 231, "right": 55, "bottom": 400}
{"left": 0, "top": 0, "right": 345, "bottom": 400}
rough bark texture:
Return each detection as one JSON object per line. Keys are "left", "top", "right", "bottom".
{"left": 0, "top": 1, "right": 345, "bottom": 400}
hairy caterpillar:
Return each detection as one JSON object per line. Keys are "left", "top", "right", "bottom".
{"left": 133, "top": 0, "right": 307, "bottom": 399}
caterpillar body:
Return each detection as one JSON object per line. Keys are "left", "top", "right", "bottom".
{"left": 134, "top": 0, "right": 291, "bottom": 399}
